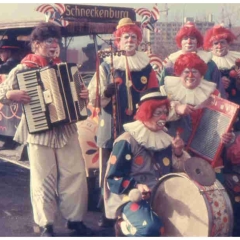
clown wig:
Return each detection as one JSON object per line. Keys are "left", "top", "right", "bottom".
{"left": 174, "top": 52, "right": 208, "bottom": 76}
{"left": 175, "top": 22, "right": 203, "bottom": 49}
{"left": 135, "top": 99, "right": 170, "bottom": 122}
{"left": 204, "top": 25, "right": 236, "bottom": 50}
{"left": 113, "top": 25, "right": 142, "bottom": 47}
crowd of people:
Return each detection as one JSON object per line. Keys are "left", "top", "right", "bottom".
{"left": 0, "top": 15, "right": 240, "bottom": 237}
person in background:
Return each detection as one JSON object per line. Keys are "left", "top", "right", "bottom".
{"left": 204, "top": 24, "right": 240, "bottom": 237}
{"left": 0, "top": 39, "right": 22, "bottom": 79}
{"left": 159, "top": 21, "right": 226, "bottom": 98}
{"left": 88, "top": 17, "right": 159, "bottom": 227}
{"left": 104, "top": 88, "right": 190, "bottom": 236}
{"left": 0, "top": 39, "right": 23, "bottom": 149}
{"left": 0, "top": 22, "right": 93, "bottom": 237}
{"left": 80, "top": 43, "right": 101, "bottom": 72}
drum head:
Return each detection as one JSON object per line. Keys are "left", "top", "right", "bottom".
{"left": 184, "top": 157, "right": 216, "bottom": 186}
{"left": 151, "top": 173, "right": 210, "bottom": 236}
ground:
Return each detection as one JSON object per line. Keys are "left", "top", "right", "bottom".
{"left": 0, "top": 160, "right": 114, "bottom": 237}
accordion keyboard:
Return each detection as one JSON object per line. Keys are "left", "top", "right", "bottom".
{"left": 17, "top": 69, "right": 49, "bottom": 133}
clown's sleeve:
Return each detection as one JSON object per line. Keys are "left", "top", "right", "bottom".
{"left": 87, "top": 62, "right": 111, "bottom": 108}
{"left": 106, "top": 140, "right": 137, "bottom": 195}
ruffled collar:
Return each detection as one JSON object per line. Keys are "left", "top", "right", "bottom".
{"left": 103, "top": 51, "right": 150, "bottom": 71}
{"left": 21, "top": 54, "right": 61, "bottom": 68}
{"left": 168, "top": 50, "right": 212, "bottom": 64}
{"left": 212, "top": 51, "right": 240, "bottom": 70}
{"left": 164, "top": 76, "right": 216, "bottom": 105}
{"left": 123, "top": 120, "right": 172, "bottom": 151}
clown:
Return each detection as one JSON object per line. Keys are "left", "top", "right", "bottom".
{"left": 204, "top": 25, "right": 240, "bottom": 237}
{"left": 103, "top": 87, "right": 190, "bottom": 236}
{"left": 161, "top": 53, "right": 233, "bottom": 166}
{"left": 204, "top": 25, "right": 240, "bottom": 111}
{"left": 160, "top": 21, "right": 225, "bottom": 98}
{"left": 88, "top": 17, "right": 159, "bottom": 227}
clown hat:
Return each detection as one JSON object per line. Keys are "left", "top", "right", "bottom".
{"left": 139, "top": 87, "right": 167, "bottom": 104}
{"left": 0, "top": 39, "right": 21, "bottom": 50}
{"left": 203, "top": 25, "right": 236, "bottom": 50}
{"left": 175, "top": 21, "right": 203, "bottom": 48}
{"left": 116, "top": 17, "right": 135, "bottom": 29}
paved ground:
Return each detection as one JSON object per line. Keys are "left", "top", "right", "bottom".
{"left": 0, "top": 160, "right": 114, "bottom": 237}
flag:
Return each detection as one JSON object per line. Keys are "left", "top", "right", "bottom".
{"left": 35, "top": 3, "right": 69, "bottom": 27}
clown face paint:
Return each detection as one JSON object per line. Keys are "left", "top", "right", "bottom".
{"left": 35, "top": 38, "right": 60, "bottom": 59}
{"left": 212, "top": 38, "right": 229, "bottom": 57}
{"left": 118, "top": 32, "right": 138, "bottom": 56}
{"left": 180, "top": 68, "right": 202, "bottom": 89}
{"left": 181, "top": 36, "right": 198, "bottom": 53}
{"left": 144, "top": 105, "right": 168, "bottom": 132}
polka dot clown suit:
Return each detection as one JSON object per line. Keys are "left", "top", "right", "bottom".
{"left": 103, "top": 88, "right": 190, "bottom": 236}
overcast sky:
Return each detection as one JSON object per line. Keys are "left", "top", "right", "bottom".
{"left": 0, "top": 2, "right": 239, "bottom": 26}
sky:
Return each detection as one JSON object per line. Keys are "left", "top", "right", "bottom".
{"left": 0, "top": 2, "right": 240, "bottom": 27}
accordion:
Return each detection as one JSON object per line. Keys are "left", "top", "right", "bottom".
{"left": 17, "top": 62, "right": 88, "bottom": 134}
{"left": 186, "top": 95, "right": 239, "bottom": 167}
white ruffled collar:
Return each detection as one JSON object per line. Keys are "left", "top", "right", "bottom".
{"left": 123, "top": 120, "right": 172, "bottom": 151}
{"left": 164, "top": 76, "right": 216, "bottom": 105}
{"left": 212, "top": 51, "right": 240, "bottom": 70}
{"left": 103, "top": 51, "right": 150, "bottom": 71}
{"left": 168, "top": 50, "right": 212, "bottom": 64}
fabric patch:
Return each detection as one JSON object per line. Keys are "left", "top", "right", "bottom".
{"left": 110, "top": 155, "right": 117, "bottom": 164}
{"left": 122, "top": 180, "right": 130, "bottom": 188}
{"left": 135, "top": 156, "right": 144, "bottom": 165}
{"left": 142, "top": 220, "right": 147, "bottom": 226}
{"left": 163, "top": 157, "right": 170, "bottom": 166}
{"left": 100, "top": 119, "right": 104, "bottom": 127}
{"left": 130, "top": 202, "right": 140, "bottom": 212}
{"left": 140, "top": 76, "right": 147, "bottom": 84}
{"left": 233, "top": 175, "right": 239, "bottom": 183}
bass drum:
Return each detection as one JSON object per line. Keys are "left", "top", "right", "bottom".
{"left": 151, "top": 173, "right": 233, "bottom": 237}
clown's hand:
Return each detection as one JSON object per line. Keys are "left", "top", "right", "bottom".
{"left": 221, "top": 76, "right": 230, "bottom": 89}
{"left": 172, "top": 131, "right": 184, "bottom": 157}
{"left": 222, "top": 132, "right": 235, "bottom": 145}
{"left": 104, "top": 83, "right": 117, "bottom": 98}
{"left": 236, "top": 69, "right": 240, "bottom": 78}
{"left": 136, "top": 183, "right": 151, "bottom": 200}
{"left": 175, "top": 103, "right": 195, "bottom": 116}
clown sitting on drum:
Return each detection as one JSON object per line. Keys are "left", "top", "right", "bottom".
{"left": 103, "top": 88, "right": 190, "bottom": 237}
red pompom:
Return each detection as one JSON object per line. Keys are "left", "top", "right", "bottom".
{"left": 115, "top": 77, "right": 123, "bottom": 85}
{"left": 229, "top": 70, "right": 238, "bottom": 78}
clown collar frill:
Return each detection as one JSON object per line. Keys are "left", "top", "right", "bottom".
{"left": 212, "top": 51, "right": 240, "bottom": 70}
{"left": 164, "top": 76, "right": 216, "bottom": 106}
{"left": 168, "top": 50, "right": 212, "bottom": 64}
{"left": 123, "top": 120, "right": 173, "bottom": 151}
{"left": 103, "top": 51, "right": 150, "bottom": 71}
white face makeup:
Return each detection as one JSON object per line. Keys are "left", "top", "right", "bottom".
{"left": 144, "top": 105, "right": 168, "bottom": 132}
{"left": 180, "top": 68, "right": 202, "bottom": 89}
{"left": 181, "top": 36, "right": 198, "bottom": 52}
{"left": 35, "top": 38, "right": 60, "bottom": 59}
{"left": 118, "top": 32, "right": 138, "bottom": 56}
{"left": 211, "top": 38, "right": 229, "bottom": 57}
